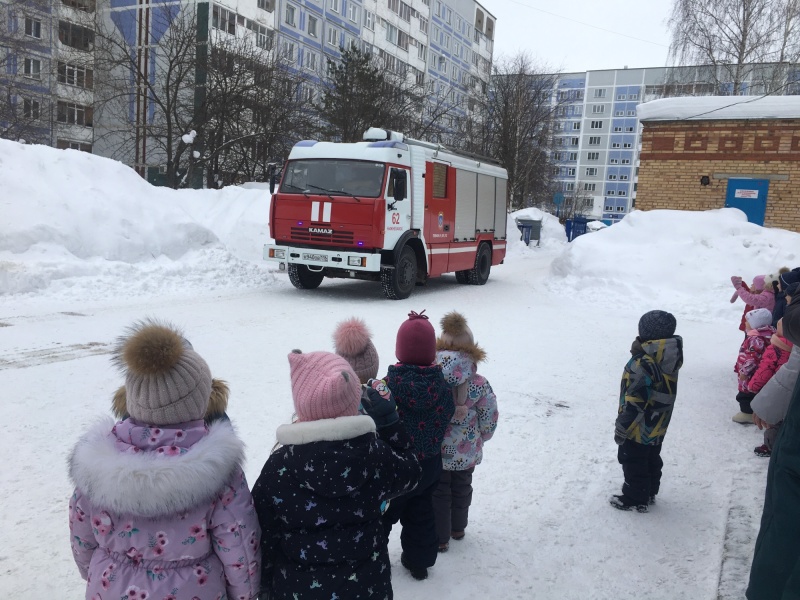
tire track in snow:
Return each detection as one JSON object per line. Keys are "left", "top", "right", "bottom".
{"left": 0, "top": 341, "right": 112, "bottom": 370}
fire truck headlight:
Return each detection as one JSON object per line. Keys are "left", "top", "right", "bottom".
{"left": 348, "top": 256, "right": 364, "bottom": 267}
{"left": 271, "top": 249, "right": 286, "bottom": 259}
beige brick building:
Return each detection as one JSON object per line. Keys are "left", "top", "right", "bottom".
{"left": 636, "top": 97, "right": 800, "bottom": 232}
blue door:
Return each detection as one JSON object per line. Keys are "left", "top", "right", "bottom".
{"left": 725, "top": 179, "right": 768, "bottom": 225}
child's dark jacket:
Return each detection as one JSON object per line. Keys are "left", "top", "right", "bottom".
{"left": 615, "top": 336, "right": 684, "bottom": 446}
{"left": 251, "top": 415, "right": 420, "bottom": 600}
{"left": 385, "top": 363, "right": 455, "bottom": 460}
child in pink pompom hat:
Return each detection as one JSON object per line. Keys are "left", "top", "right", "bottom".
{"left": 251, "top": 349, "right": 421, "bottom": 600}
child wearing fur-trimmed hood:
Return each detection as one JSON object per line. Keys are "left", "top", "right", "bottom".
{"left": 431, "top": 311, "right": 498, "bottom": 553}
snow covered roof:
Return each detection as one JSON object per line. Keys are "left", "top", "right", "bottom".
{"left": 637, "top": 96, "right": 800, "bottom": 122}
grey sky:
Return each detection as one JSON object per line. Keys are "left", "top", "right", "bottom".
{"left": 488, "top": 0, "right": 673, "bottom": 73}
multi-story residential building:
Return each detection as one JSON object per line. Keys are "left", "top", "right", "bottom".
{"left": 1, "top": 0, "right": 96, "bottom": 150}
{"left": 2, "top": 0, "right": 494, "bottom": 176}
{"left": 550, "top": 63, "right": 800, "bottom": 223}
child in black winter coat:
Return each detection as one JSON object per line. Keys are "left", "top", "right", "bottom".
{"left": 251, "top": 350, "right": 421, "bottom": 600}
{"left": 382, "top": 310, "right": 455, "bottom": 581}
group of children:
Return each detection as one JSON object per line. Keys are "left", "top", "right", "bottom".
{"left": 67, "top": 310, "right": 498, "bottom": 600}
{"left": 730, "top": 267, "right": 800, "bottom": 457}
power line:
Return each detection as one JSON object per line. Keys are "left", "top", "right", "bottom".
{"left": 499, "top": 0, "right": 671, "bottom": 49}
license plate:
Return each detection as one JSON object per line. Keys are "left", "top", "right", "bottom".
{"left": 302, "top": 253, "right": 328, "bottom": 262}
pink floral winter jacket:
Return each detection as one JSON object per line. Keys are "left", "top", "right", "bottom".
{"left": 734, "top": 326, "right": 776, "bottom": 393}
{"left": 68, "top": 418, "right": 261, "bottom": 600}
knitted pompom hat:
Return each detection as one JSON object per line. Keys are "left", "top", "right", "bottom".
{"left": 112, "top": 319, "right": 212, "bottom": 425}
{"left": 333, "top": 317, "right": 379, "bottom": 384}
{"left": 437, "top": 311, "right": 486, "bottom": 364}
{"left": 395, "top": 310, "right": 436, "bottom": 366}
{"left": 638, "top": 310, "right": 677, "bottom": 341}
{"left": 746, "top": 308, "right": 773, "bottom": 330}
{"left": 288, "top": 350, "right": 361, "bottom": 422}
{"left": 752, "top": 275, "right": 767, "bottom": 292}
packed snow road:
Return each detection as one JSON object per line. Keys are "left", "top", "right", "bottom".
{"left": 0, "top": 250, "right": 767, "bottom": 600}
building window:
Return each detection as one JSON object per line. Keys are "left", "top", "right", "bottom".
{"left": 607, "top": 190, "right": 615, "bottom": 195}
{"left": 25, "top": 17, "right": 41, "bottom": 38}
{"left": 257, "top": 0, "right": 274, "bottom": 12}
{"left": 610, "top": 158, "right": 618, "bottom": 164}
{"left": 587, "top": 152, "right": 599, "bottom": 160}
{"left": 348, "top": 2, "right": 358, "bottom": 21}
{"left": 621, "top": 159, "right": 631, "bottom": 164}
{"left": 305, "top": 51, "right": 317, "bottom": 70}
{"left": 617, "top": 206, "right": 625, "bottom": 212}
{"left": 629, "top": 93, "right": 638, "bottom": 100}
{"left": 58, "top": 61, "right": 93, "bottom": 88}
{"left": 572, "top": 122, "right": 580, "bottom": 130}
{"left": 588, "top": 136, "right": 600, "bottom": 145}
{"left": 584, "top": 183, "right": 596, "bottom": 191}
{"left": 567, "top": 167, "right": 576, "bottom": 176}
{"left": 627, "top": 110, "right": 636, "bottom": 116}
{"left": 615, "top": 110, "right": 624, "bottom": 116}
{"left": 608, "top": 174, "right": 617, "bottom": 180}
{"left": 363, "top": 11, "right": 374, "bottom": 30}
{"left": 625, "top": 126, "right": 635, "bottom": 132}
{"left": 285, "top": 4, "right": 296, "bottom": 26}
{"left": 57, "top": 139, "right": 92, "bottom": 152}
{"left": 617, "top": 93, "right": 625, "bottom": 100}
{"left": 330, "top": 0, "right": 340, "bottom": 13}
{"left": 327, "top": 26, "right": 338, "bottom": 46}
{"left": 62, "top": 0, "right": 96, "bottom": 11}
{"left": 308, "top": 15, "right": 318, "bottom": 36}
{"left": 56, "top": 101, "right": 93, "bottom": 126}
{"left": 623, "top": 143, "right": 632, "bottom": 148}
{"left": 604, "top": 205, "right": 613, "bottom": 212}
{"left": 212, "top": 5, "right": 236, "bottom": 34}
{"left": 58, "top": 21, "right": 94, "bottom": 50}
{"left": 592, "top": 105, "right": 605, "bottom": 114}
{"left": 388, "top": 0, "right": 411, "bottom": 21}
{"left": 570, "top": 137, "right": 579, "bottom": 146}
{"left": 585, "top": 167, "right": 597, "bottom": 176}
{"left": 419, "top": 16, "right": 428, "bottom": 34}
{"left": 565, "top": 182, "right": 574, "bottom": 191}
{"left": 613, "top": 126, "right": 622, "bottom": 132}
{"left": 593, "top": 88, "right": 606, "bottom": 98}
{"left": 283, "top": 40, "right": 296, "bottom": 61}
{"left": 23, "top": 98, "right": 40, "bottom": 119}
{"left": 611, "top": 142, "right": 620, "bottom": 148}
{"left": 619, "top": 190, "right": 627, "bottom": 196}
{"left": 23, "top": 58, "right": 41, "bottom": 79}
{"left": 568, "top": 152, "right": 577, "bottom": 161}
{"left": 590, "top": 120, "right": 602, "bottom": 129}
{"left": 620, "top": 174, "right": 629, "bottom": 180}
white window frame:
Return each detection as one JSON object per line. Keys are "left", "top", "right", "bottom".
{"left": 584, "top": 183, "right": 596, "bottom": 192}
{"left": 621, "top": 159, "right": 631, "bottom": 164}
{"left": 23, "top": 97, "right": 40, "bottom": 119}
{"left": 285, "top": 4, "right": 296, "bottom": 26}
{"left": 363, "top": 11, "right": 374, "bottom": 30}
{"left": 330, "top": 0, "right": 340, "bottom": 13}
{"left": 572, "top": 122, "right": 580, "bottom": 130}
{"left": 587, "top": 152, "right": 599, "bottom": 160}
{"left": 348, "top": 2, "right": 358, "bottom": 22}
{"left": 585, "top": 167, "right": 597, "bottom": 176}
{"left": 590, "top": 120, "right": 602, "bottom": 129}
{"left": 25, "top": 17, "right": 41, "bottom": 38}
{"left": 327, "top": 25, "right": 339, "bottom": 46}
{"left": 588, "top": 136, "right": 600, "bottom": 145}
{"left": 23, "top": 57, "right": 41, "bottom": 79}
{"left": 308, "top": 15, "right": 318, "bottom": 36}
{"left": 592, "top": 105, "right": 605, "bottom": 114}
{"left": 593, "top": 88, "right": 606, "bottom": 98}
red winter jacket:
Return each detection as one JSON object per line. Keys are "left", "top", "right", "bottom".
{"left": 735, "top": 326, "right": 776, "bottom": 392}
{"left": 748, "top": 336, "right": 793, "bottom": 394}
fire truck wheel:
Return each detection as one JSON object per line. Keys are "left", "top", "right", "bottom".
{"left": 455, "top": 270, "right": 469, "bottom": 284}
{"left": 467, "top": 243, "right": 492, "bottom": 285}
{"left": 381, "top": 246, "right": 417, "bottom": 300}
{"left": 288, "top": 264, "right": 325, "bottom": 290}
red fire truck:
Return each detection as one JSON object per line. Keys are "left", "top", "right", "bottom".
{"left": 264, "top": 128, "right": 508, "bottom": 299}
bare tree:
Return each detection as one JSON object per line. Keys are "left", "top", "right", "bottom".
{"left": 668, "top": 0, "right": 800, "bottom": 94}
{"left": 462, "top": 52, "right": 561, "bottom": 211}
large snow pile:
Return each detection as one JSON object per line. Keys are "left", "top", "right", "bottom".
{"left": 506, "top": 207, "right": 567, "bottom": 256}
{"left": 0, "top": 140, "right": 274, "bottom": 300}
{"left": 550, "top": 208, "right": 800, "bottom": 320}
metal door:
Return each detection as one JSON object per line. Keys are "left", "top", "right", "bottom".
{"left": 725, "top": 179, "right": 768, "bottom": 225}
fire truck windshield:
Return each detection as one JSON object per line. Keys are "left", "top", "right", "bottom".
{"left": 280, "top": 160, "right": 385, "bottom": 198}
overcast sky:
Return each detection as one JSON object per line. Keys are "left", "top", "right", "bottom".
{"left": 489, "top": 0, "right": 673, "bottom": 73}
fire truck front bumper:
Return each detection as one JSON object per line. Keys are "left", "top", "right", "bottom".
{"left": 263, "top": 245, "right": 382, "bottom": 272}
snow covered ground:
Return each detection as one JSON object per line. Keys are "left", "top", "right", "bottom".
{"left": 2, "top": 139, "right": 799, "bottom": 599}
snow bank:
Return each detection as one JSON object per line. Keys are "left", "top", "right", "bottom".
{"left": 550, "top": 208, "right": 800, "bottom": 320}
{"left": 506, "top": 207, "right": 567, "bottom": 256}
{"left": 0, "top": 139, "right": 275, "bottom": 299}
{"left": 637, "top": 96, "right": 800, "bottom": 121}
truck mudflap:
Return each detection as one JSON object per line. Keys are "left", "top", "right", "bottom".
{"left": 263, "top": 244, "right": 382, "bottom": 272}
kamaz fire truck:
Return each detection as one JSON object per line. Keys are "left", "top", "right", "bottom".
{"left": 264, "top": 128, "right": 508, "bottom": 300}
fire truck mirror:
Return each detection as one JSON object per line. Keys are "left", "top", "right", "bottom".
{"left": 391, "top": 168, "right": 407, "bottom": 203}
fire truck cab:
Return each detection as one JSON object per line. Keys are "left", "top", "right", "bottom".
{"left": 264, "top": 128, "right": 508, "bottom": 299}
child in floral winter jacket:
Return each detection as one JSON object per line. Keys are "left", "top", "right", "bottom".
{"left": 382, "top": 310, "right": 455, "bottom": 581}
{"left": 733, "top": 308, "right": 776, "bottom": 424}
{"left": 432, "top": 312, "right": 498, "bottom": 552}
{"left": 68, "top": 320, "right": 261, "bottom": 600}
{"left": 251, "top": 350, "right": 421, "bottom": 600}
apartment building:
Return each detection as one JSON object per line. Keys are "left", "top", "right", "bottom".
{"left": 550, "top": 63, "right": 800, "bottom": 223}
{"left": 1, "top": 0, "right": 96, "bottom": 150}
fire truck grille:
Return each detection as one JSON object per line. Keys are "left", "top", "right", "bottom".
{"left": 290, "top": 227, "right": 354, "bottom": 245}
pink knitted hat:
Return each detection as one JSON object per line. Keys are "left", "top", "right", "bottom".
{"left": 288, "top": 350, "right": 361, "bottom": 422}
{"left": 333, "top": 317, "right": 379, "bottom": 384}
{"left": 395, "top": 310, "right": 436, "bottom": 366}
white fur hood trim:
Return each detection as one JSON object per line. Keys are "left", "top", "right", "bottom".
{"left": 277, "top": 415, "right": 376, "bottom": 446}
{"left": 69, "top": 418, "right": 245, "bottom": 518}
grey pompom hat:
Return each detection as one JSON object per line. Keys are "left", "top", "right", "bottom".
{"left": 113, "top": 319, "right": 212, "bottom": 425}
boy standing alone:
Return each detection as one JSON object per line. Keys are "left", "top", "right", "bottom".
{"left": 611, "top": 310, "right": 684, "bottom": 512}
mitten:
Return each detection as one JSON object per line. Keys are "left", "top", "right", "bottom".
{"left": 731, "top": 275, "right": 743, "bottom": 288}
{"left": 360, "top": 384, "right": 399, "bottom": 429}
